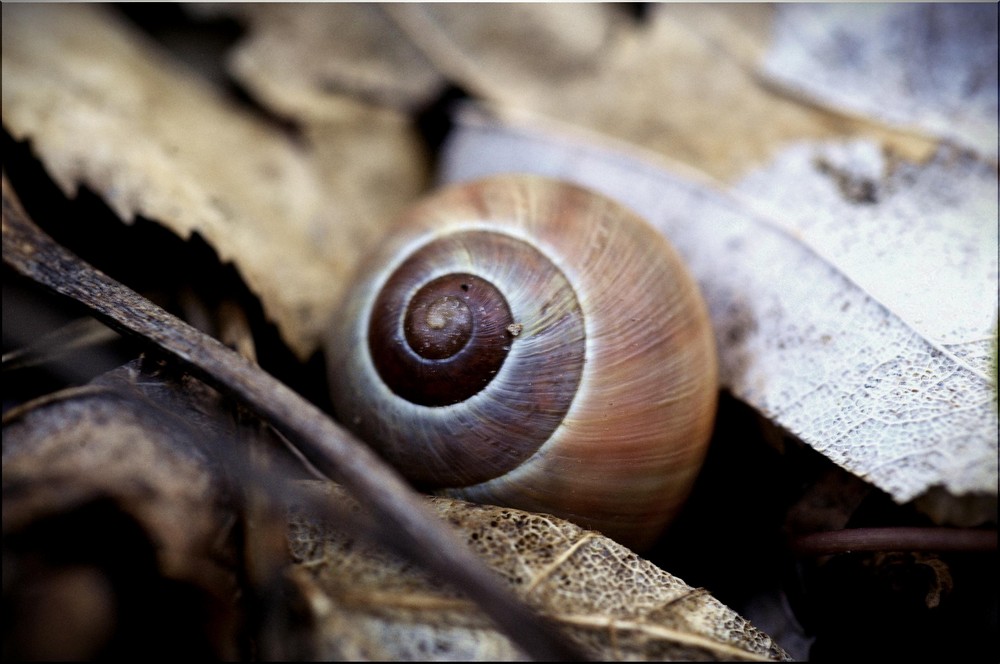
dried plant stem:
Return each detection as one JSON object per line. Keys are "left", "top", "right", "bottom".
{"left": 2, "top": 174, "right": 585, "bottom": 661}
{"left": 791, "top": 527, "right": 997, "bottom": 556}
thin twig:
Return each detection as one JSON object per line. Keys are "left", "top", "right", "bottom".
{"left": 2, "top": 173, "right": 586, "bottom": 661}
{"left": 791, "top": 527, "right": 997, "bottom": 556}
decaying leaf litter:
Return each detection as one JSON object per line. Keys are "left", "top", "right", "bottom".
{"left": 2, "top": 3, "right": 996, "bottom": 661}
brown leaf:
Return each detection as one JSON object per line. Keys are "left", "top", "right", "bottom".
{"left": 288, "top": 482, "right": 791, "bottom": 661}
{"left": 388, "top": 3, "right": 936, "bottom": 181}
{"left": 386, "top": 3, "right": 630, "bottom": 105}
{"left": 195, "top": 3, "right": 446, "bottom": 115}
{"left": 204, "top": 4, "right": 433, "bottom": 296}
{"left": 0, "top": 4, "right": 426, "bottom": 360}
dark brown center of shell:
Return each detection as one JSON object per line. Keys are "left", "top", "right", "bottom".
{"left": 371, "top": 272, "right": 516, "bottom": 406}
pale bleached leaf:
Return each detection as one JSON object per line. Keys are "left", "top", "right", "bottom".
{"left": 759, "top": 4, "right": 998, "bottom": 159}
{"left": 288, "top": 482, "right": 790, "bottom": 662}
{"left": 733, "top": 139, "right": 998, "bottom": 380}
{"left": 440, "top": 106, "right": 998, "bottom": 511}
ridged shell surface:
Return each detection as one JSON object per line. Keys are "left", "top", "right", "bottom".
{"left": 326, "top": 175, "right": 718, "bottom": 549}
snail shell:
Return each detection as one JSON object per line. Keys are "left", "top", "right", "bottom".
{"left": 326, "top": 175, "right": 718, "bottom": 549}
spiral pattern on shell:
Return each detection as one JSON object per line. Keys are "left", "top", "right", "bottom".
{"left": 326, "top": 175, "right": 718, "bottom": 549}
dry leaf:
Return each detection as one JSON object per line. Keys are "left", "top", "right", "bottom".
{"left": 0, "top": 4, "right": 424, "bottom": 360}
{"left": 385, "top": 3, "right": 629, "bottom": 105}
{"left": 288, "top": 482, "right": 791, "bottom": 662}
{"left": 387, "top": 3, "right": 936, "bottom": 181}
{"left": 759, "top": 4, "right": 998, "bottom": 158}
{"left": 440, "top": 106, "right": 998, "bottom": 517}
{"left": 194, "top": 3, "right": 446, "bottom": 115}
{"left": 205, "top": 4, "right": 433, "bottom": 326}
{"left": 734, "top": 140, "right": 998, "bottom": 380}
{"left": 194, "top": 4, "right": 434, "bottom": 265}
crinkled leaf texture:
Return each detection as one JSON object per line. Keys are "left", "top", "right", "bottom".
{"left": 289, "top": 482, "right": 791, "bottom": 661}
